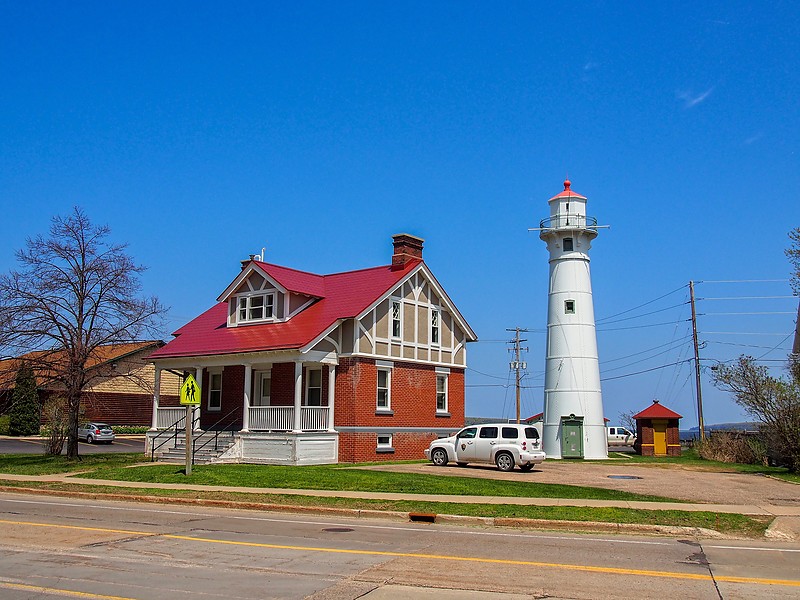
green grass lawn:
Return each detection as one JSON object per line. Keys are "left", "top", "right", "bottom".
{"left": 81, "top": 461, "right": 679, "bottom": 502}
{"left": 0, "top": 452, "right": 145, "bottom": 475}
{"left": 607, "top": 448, "right": 795, "bottom": 476}
{"left": 0, "top": 478, "right": 770, "bottom": 538}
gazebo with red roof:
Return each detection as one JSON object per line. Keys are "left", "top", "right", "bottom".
{"left": 632, "top": 400, "right": 682, "bottom": 457}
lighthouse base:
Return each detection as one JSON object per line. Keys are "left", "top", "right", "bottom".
{"left": 543, "top": 418, "right": 608, "bottom": 460}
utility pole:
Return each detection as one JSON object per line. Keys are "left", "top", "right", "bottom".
{"left": 689, "top": 281, "right": 705, "bottom": 441}
{"left": 507, "top": 328, "right": 529, "bottom": 424}
{"left": 793, "top": 300, "right": 800, "bottom": 356}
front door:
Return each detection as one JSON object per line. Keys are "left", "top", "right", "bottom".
{"left": 653, "top": 420, "right": 667, "bottom": 456}
{"left": 561, "top": 419, "right": 584, "bottom": 458}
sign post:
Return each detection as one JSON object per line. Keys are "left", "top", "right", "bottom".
{"left": 179, "top": 374, "right": 201, "bottom": 476}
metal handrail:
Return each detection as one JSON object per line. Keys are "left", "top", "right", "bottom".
{"left": 150, "top": 410, "right": 196, "bottom": 462}
{"left": 539, "top": 214, "right": 598, "bottom": 230}
{"left": 191, "top": 406, "right": 240, "bottom": 462}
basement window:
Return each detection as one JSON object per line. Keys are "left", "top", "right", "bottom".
{"left": 564, "top": 300, "right": 575, "bottom": 314}
{"left": 377, "top": 434, "right": 394, "bottom": 453}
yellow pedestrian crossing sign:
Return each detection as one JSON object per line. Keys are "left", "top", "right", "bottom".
{"left": 180, "top": 374, "right": 201, "bottom": 406}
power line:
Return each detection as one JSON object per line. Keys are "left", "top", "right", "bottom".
{"left": 598, "top": 319, "right": 691, "bottom": 332}
{"left": 600, "top": 359, "right": 695, "bottom": 381}
{"left": 699, "top": 296, "right": 795, "bottom": 301}
{"left": 601, "top": 334, "right": 693, "bottom": 364}
{"left": 596, "top": 302, "right": 688, "bottom": 326}
{"left": 697, "top": 279, "right": 789, "bottom": 284}
{"left": 597, "top": 284, "right": 686, "bottom": 323}
{"left": 700, "top": 311, "right": 795, "bottom": 316}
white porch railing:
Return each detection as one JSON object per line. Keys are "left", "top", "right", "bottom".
{"left": 301, "top": 407, "right": 329, "bottom": 431}
{"left": 249, "top": 406, "right": 293, "bottom": 431}
{"left": 156, "top": 407, "right": 186, "bottom": 429}
{"left": 246, "top": 406, "right": 330, "bottom": 431}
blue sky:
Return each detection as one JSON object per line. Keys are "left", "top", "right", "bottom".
{"left": 2, "top": 2, "right": 798, "bottom": 426}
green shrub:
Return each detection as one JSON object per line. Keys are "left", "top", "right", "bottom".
{"left": 0, "top": 414, "right": 10, "bottom": 436}
{"left": 111, "top": 425, "right": 149, "bottom": 434}
{"left": 8, "top": 363, "right": 41, "bottom": 436}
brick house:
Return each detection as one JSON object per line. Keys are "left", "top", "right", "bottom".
{"left": 148, "top": 234, "right": 477, "bottom": 464}
{"left": 0, "top": 342, "right": 181, "bottom": 426}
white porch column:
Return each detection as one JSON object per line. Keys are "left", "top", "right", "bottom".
{"left": 242, "top": 364, "right": 252, "bottom": 432}
{"left": 150, "top": 366, "right": 161, "bottom": 431}
{"left": 293, "top": 361, "right": 303, "bottom": 432}
{"left": 327, "top": 365, "right": 336, "bottom": 432}
{"left": 194, "top": 367, "right": 204, "bottom": 431}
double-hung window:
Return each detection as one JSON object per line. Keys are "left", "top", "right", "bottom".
{"left": 208, "top": 372, "right": 222, "bottom": 411}
{"left": 436, "top": 373, "right": 448, "bottom": 413}
{"left": 237, "top": 293, "right": 275, "bottom": 324}
{"left": 377, "top": 368, "right": 391, "bottom": 411}
{"left": 305, "top": 368, "right": 322, "bottom": 406}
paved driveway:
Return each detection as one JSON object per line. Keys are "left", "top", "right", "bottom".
{"left": 0, "top": 436, "right": 145, "bottom": 455}
{"left": 362, "top": 460, "right": 800, "bottom": 507}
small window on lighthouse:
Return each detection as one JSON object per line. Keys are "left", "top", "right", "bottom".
{"left": 563, "top": 238, "right": 574, "bottom": 251}
{"left": 564, "top": 300, "right": 576, "bottom": 314}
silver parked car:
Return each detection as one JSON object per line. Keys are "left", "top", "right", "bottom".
{"left": 78, "top": 422, "right": 115, "bottom": 444}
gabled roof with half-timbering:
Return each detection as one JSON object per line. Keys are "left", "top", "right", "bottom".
{"left": 150, "top": 258, "right": 436, "bottom": 359}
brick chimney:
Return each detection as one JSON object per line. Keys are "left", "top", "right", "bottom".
{"left": 391, "top": 233, "right": 424, "bottom": 269}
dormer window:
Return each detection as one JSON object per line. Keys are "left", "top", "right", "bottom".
{"left": 236, "top": 292, "right": 275, "bottom": 323}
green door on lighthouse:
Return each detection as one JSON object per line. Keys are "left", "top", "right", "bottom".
{"left": 560, "top": 417, "right": 584, "bottom": 458}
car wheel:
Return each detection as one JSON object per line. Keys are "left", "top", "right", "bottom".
{"left": 495, "top": 451, "right": 515, "bottom": 472}
{"left": 86, "top": 434, "right": 94, "bottom": 444}
{"left": 456, "top": 462, "right": 468, "bottom": 467}
{"left": 431, "top": 448, "right": 448, "bottom": 467}
{"left": 519, "top": 463, "right": 534, "bottom": 472}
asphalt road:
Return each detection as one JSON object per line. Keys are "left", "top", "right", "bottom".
{"left": 0, "top": 436, "right": 145, "bottom": 455}
{"left": 0, "top": 492, "right": 798, "bottom": 599}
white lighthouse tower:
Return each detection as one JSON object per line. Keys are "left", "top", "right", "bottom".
{"left": 537, "top": 179, "right": 607, "bottom": 459}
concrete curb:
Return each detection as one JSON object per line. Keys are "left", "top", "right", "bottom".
{"left": 0, "top": 484, "right": 732, "bottom": 539}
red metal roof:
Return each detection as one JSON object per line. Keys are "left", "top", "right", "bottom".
{"left": 549, "top": 178, "right": 587, "bottom": 201}
{"left": 633, "top": 401, "right": 682, "bottom": 420}
{"left": 151, "top": 259, "right": 422, "bottom": 359}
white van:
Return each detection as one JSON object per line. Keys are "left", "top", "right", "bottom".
{"left": 425, "top": 423, "right": 546, "bottom": 472}
{"left": 607, "top": 426, "right": 636, "bottom": 447}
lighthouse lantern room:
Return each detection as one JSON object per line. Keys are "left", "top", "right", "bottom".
{"left": 536, "top": 179, "right": 607, "bottom": 459}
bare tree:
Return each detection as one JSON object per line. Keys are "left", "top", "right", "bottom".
{"left": 0, "top": 208, "right": 166, "bottom": 458}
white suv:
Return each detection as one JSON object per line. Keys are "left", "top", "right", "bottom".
{"left": 425, "top": 423, "right": 546, "bottom": 472}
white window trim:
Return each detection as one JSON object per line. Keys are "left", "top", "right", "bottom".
{"left": 391, "top": 299, "right": 402, "bottom": 339}
{"left": 254, "top": 370, "right": 271, "bottom": 407}
{"left": 377, "top": 433, "right": 394, "bottom": 452}
{"left": 232, "top": 291, "right": 277, "bottom": 326}
{"left": 305, "top": 368, "right": 322, "bottom": 407}
{"left": 564, "top": 299, "right": 576, "bottom": 314}
{"left": 430, "top": 308, "right": 440, "bottom": 347}
{"left": 376, "top": 367, "right": 392, "bottom": 411}
{"left": 435, "top": 371, "right": 449, "bottom": 414}
{"left": 208, "top": 371, "right": 223, "bottom": 412}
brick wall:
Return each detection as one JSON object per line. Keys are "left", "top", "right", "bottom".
{"left": 200, "top": 366, "right": 244, "bottom": 430}
{"left": 334, "top": 357, "right": 465, "bottom": 462}
{"left": 338, "top": 431, "right": 439, "bottom": 462}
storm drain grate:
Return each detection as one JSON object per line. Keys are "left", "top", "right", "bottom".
{"left": 607, "top": 475, "right": 642, "bottom": 480}
{"left": 322, "top": 528, "right": 354, "bottom": 533}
